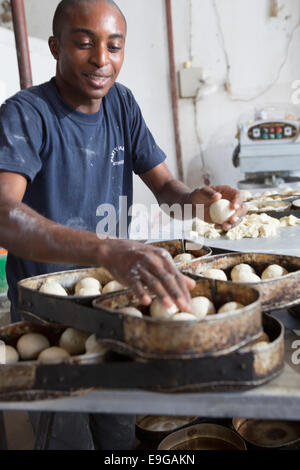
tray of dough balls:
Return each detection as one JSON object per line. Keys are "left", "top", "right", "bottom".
{"left": 0, "top": 315, "right": 284, "bottom": 395}
{"left": 90, "top": 277, "right": 263, "bottom": 360}
{"left": 180, "top": 252, "right": 300, "bottom": 312}
{"left": 145, "top": 239, "right": 212, "bottom": 264}
{"left": 18, "top": 267, "right": 129, "bottom": 307}
{"left": 18, "top": 274, "right": 262, "bottom": 360}
{"left": 0, "top": 320, "right": 108, "bottom": 398}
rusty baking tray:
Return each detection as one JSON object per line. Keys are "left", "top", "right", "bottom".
{"left": 181, "top": 252, "right": 300, "bottom": 312}
{"left": 0, "top": 314, "right": 283, "bottom": 395}
{"left": 18, "top": 267, "right": 115, "bottom": 305}
{"left": 232, "top": 417, "right": 300, "bottom": 449}
{"left": 92, "top": 278, "right": 262, "bottom": 359}
{"left": 145, "top": 239, "right": 212, "bottom": 262}
{"left": 157, "top": 423, "right": 247, "bottom": 450}
{"left": 18, "top": 274, "right": 262, "bottom": 360}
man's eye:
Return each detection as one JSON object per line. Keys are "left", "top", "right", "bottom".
{"left": 75, "top": 42, "right": 93, "bottom": 48}
{"left": 108, "top": 45, "right": 122, "bottom": 53}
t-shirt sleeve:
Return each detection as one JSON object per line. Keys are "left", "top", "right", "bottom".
{"left": 128, "top": 92, "right": 167, "bottom": 175}
{"left": 0, "top": 98, "right": 43, "bottom": 181}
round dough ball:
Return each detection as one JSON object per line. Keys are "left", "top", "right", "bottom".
{"left": 118, "top": 307, "right": 143, "bottom": 318}
{"left": 102, "top": 280, "right": 125, "bottom": 294}
{"left": 172, "top": 312, "right": 197, "bottom": 321}
{"left": 191, "top": 296, "right": 216, "bottom": 319}
{"left": 4, "top": 345, "right": 19, "bottom": 364}
{"left": 77, "top": 287, "right": 101, "bottom": 297}
{"left": 209, "top": 199, "right": 235, "bottom": 225}
{"left": 85, "top": 334, "right": 108, "bottom": 354}
{"left": 261, "top": 264, "right": 288, "bottom": 280}
{"left": 39, "top": 280, "right": 68, "bottom": 296}
{"left": 17, "top": 333, "right": 50, "bottom": 360}
{"left": 173, "top": 253, "right": 195, "bottom": 264}
{"left": 38, "top": 347, "right": 70, "bottom": 364}
{"left": 292, "top": 199, "right": 300, "bottom": 208}
{"left": 150, "top": 299, "right": 179, "bottom": 319}
{"left": 202, "top": 268, "right": 227, "bottom": 281}
{"left": 217, "top": 301, "right": 244, "bottom": 314}
{"left": 231, "top": 264, "right": 256, "bottom": 282}
{"left": 75, "top": 277, "right": 101, "bottom": 294}
{"left": 59, "top": 328, "right": 90, "bottom": 355}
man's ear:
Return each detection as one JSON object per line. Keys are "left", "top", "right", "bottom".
{"left": 48, "top": 36, "right": 59, "bottom": 60}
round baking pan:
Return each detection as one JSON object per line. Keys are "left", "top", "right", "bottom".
{"left": 18, "top": 267, "right": 116, "bottom": 305}
{"left": 136, "top": 415, "right": 199, "bottom": 444}
{"left": 146, "top": 239, "right": 212, "bottom": 263}
{"left": 157, "top": 423, "right": 246, "bottom": 450}
{"left": 232, "top": 418, "right": 300, "bottom": 449}
{"left": 182, "top": 252, "right": 300, "bottom": 311}
{"left": 246, "top": 200, "right": 291, "bottom": 213}
{"left": 0, "top": 321, "right": 107, "bottom": 394}
{"left": 93, "top": 278, "right": 262, "bottom": 359}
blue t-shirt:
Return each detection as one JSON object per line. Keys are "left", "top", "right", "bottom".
{"left": 0, "top": 78, "right": 166, "bottom": 307}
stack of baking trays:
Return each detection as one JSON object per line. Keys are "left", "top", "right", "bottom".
{"left": 1, "top": 239, "right": 298, "bottom": 400}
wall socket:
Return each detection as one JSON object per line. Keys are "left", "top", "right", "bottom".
{"left": 178, "top": 67, "right": 204, "bottom": 99}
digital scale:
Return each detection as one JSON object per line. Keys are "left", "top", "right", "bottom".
{"left": 233, "top": 105, "right": 300, "bottom": 189}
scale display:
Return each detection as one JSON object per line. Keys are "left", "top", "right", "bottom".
{"left": 248, "top": 122, "right": 298, "bottom": 141}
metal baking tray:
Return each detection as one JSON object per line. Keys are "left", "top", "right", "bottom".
{"left": 157, "top": 423, "right": 247, "bottom": 450}
{"left": 182, "top": 252, "right": 300, "bottom": 312}
{"left": 0, "top": 321, "right": 107, "bottom": 396}
{"left": 136, "top": 415, "right": 199, "bottom": 444}
{"left": 0, "top": 314, "right": 283, "bottom": 395}
{"left": 145, "top": 239, "right": 212, "bottom": 262}
{"left": 232, "top": 418, "right": 300, "bottom": 449}
{"left": 18, "top": 267, "right": 115, "bottom": 305}
{"left": 91, "top": 278, "right": 262, "bottom": 359}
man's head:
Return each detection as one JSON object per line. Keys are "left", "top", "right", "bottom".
{"left": 49, "top": 0, "right": 127, "bottom": 113}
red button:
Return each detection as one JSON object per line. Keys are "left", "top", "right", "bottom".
{"left": 277, "top": 127, "right": 282, "bottom": 133}
{"left": 270, "top": 128, "right": 274, "bottom": 132}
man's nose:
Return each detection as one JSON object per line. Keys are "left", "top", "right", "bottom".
{"left": 90, "top": 44, "right": 109, "bottom": 67}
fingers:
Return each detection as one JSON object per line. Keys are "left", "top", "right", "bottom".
{"left": 128, "top": 248, "right": 195, "bottom": 312}
{"left": 195, "top": 187, "right": 222, "bottom": 204}
{"left": 222, "top": 203, "right": 248, "bottom": 230}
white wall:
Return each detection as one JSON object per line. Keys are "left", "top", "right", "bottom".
{"left": 173, "top": 0, "right": 300, "bottom": 188}
{"left": 1, "top": 0, "right": 300, "bottom": 200}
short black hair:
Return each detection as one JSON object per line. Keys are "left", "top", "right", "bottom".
{"left": 52, "top": 0, "right": 127, "bottom": 38}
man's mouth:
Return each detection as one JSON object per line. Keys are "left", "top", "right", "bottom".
{"left": 83, "top": 73, "right": 111, "bottom": 88}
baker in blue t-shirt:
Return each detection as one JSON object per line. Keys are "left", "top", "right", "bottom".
{"left": 0, "top": 0, "right": 246, "bottom": 450}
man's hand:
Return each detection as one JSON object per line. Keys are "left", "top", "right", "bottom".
{"left": 189, "top": 185, "right": 248, "bottom": 231}
{"left": 100, "top": 239, "right": 196, "bottom": 312}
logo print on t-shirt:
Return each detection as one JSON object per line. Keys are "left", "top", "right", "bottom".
{"left": 110, "top": 145, "right": 124, "bottom": 166}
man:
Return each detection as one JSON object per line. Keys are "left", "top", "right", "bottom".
{"left": 0, "top": 0, "right": 246, "bottom": 449}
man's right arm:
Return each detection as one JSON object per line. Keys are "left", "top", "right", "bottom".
{"left": 0, "top": 172, "right": 195, "bottom": 312}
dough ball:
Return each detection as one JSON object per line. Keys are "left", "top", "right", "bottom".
{"left": 150, "top": 299, "right": 179, "bottom": 319}
{"left": 102, "top": 280, "right": 126, "bottom": 294}
{"left": 261, "top": 264, "right": 288, "bottom": 280}
{"left": 118, "top": 307, "right": 143, "bottom": 318}
{"left": 17, "top": 333, "right": 50, "bottom": 360}
{"left": 201, "top": 268, "right": 227, "bottom": 281}
{"left": 217, "top": 301, "right": 244, "bottom": 314}
{"left": 292, "top": 199, "right": 300, "bottom": 208}
{"left": 173, "top": 253, "right": 195, "bottom": 264}
{"left": 75, "top": 277, "right": 101, "bottom": 294}
{"left": 235, "top": 272, "right": 261, "bottom": 283}
{"left": 85, "top": 335, "right": 108, "bottom": 354}
{"left": 77, "top": 287, "right": 101, "bottom": 297}
{"left": 231, "top": 264, "right": 256, "bottom": 282}
{"left": 38, "top": 347, "right": 70, "bottom": 364}
{"left": 39, "top": 280, "right": 68, "bottom": 296}
{"left": 209, "top": 199, "right": 235, "bottom": 225}
{"left": 191, "top": 296, "right": 216, "bottom": 319}
{"left": 172, "top": 313, "right": 197, "bottom": 321}
{"left": 4, "top": 345, "right": 19, "bottom": 364}
{"left": 59, "top": 328, "right": 90, "bottom": 355}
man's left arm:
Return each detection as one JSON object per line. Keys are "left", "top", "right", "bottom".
{"left": 140, "top": 163, "right": 247, "bottom": 230}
